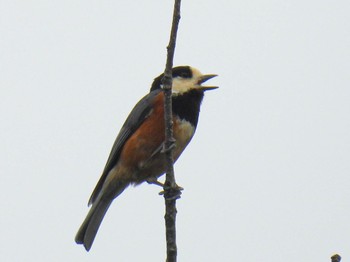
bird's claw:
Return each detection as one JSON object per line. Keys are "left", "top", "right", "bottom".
{"left": 159, "top": 184, "right": 184, "bottom": 200}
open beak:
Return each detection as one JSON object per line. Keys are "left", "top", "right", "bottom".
{"left": 197, "top": 74, "right": 219, "bottom": 91}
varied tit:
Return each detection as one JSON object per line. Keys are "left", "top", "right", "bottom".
{"left": 75, "top": 66, "right": 218, "bottom": 251}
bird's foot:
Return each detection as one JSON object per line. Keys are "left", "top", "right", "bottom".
{"left": 159, "top": 183, "right": 184, "bottom": 200}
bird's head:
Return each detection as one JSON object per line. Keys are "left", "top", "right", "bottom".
{"left": 150, "top": 66, "right": 218, "bottom": 94}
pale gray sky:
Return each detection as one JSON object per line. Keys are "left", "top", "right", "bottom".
{"left": 1, "top": 0, "right": 349, "bottom": 261}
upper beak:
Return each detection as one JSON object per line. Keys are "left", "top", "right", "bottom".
{"left": 197, "top": 74, "right": 219, "bottom": 91}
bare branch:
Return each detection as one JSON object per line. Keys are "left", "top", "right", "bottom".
{"left": 161, "top": 0, "right": 182, "bottom": 261}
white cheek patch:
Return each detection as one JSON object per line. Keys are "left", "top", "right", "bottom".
{"left": 171, "top": 78, "right": 197, "bottom": 94}
{"left": 170, "top": 67, "right": 204, "bottom": 94}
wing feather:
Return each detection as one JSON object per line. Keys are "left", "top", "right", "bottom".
{"left": 88, "top": 89, "right": 162, "bottom": 205}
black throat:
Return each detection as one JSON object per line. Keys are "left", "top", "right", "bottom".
{"left": 172, "top": 90, "right": 204, "bottom": 128}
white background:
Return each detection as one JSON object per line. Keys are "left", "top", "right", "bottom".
{"left": 1, "top": 0, "right": 349, "bottom": 261}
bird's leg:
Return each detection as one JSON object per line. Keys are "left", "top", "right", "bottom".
{"left": 146, "top": 177, "right": 165, "bottom": 187}
{"left": 161, "top": 138, "right": 176, "bottom": 153}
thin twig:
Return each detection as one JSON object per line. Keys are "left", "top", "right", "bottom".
{"left": 161, "top": 0, "right": 182, "bottom": 262}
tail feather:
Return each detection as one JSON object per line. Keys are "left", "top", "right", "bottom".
{"left": 75, "top": 197, "right": 112, "bottom": 251}
{"left": 75, "top": 182, "right": 128, "bottom": 251}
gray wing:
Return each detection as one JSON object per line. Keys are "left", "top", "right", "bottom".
{"left": 88, "top": 89, "right": 162, "bottom": 205}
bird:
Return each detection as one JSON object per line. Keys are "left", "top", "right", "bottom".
{"left": 75, "top": 65, "right": 218, "bottom": 251}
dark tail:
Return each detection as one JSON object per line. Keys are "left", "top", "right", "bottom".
{"left": 75, "top": 197, "right": 112, "bottom": 251}
{"left": 75, "top": 183, "right": 127, "bottom": 251}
